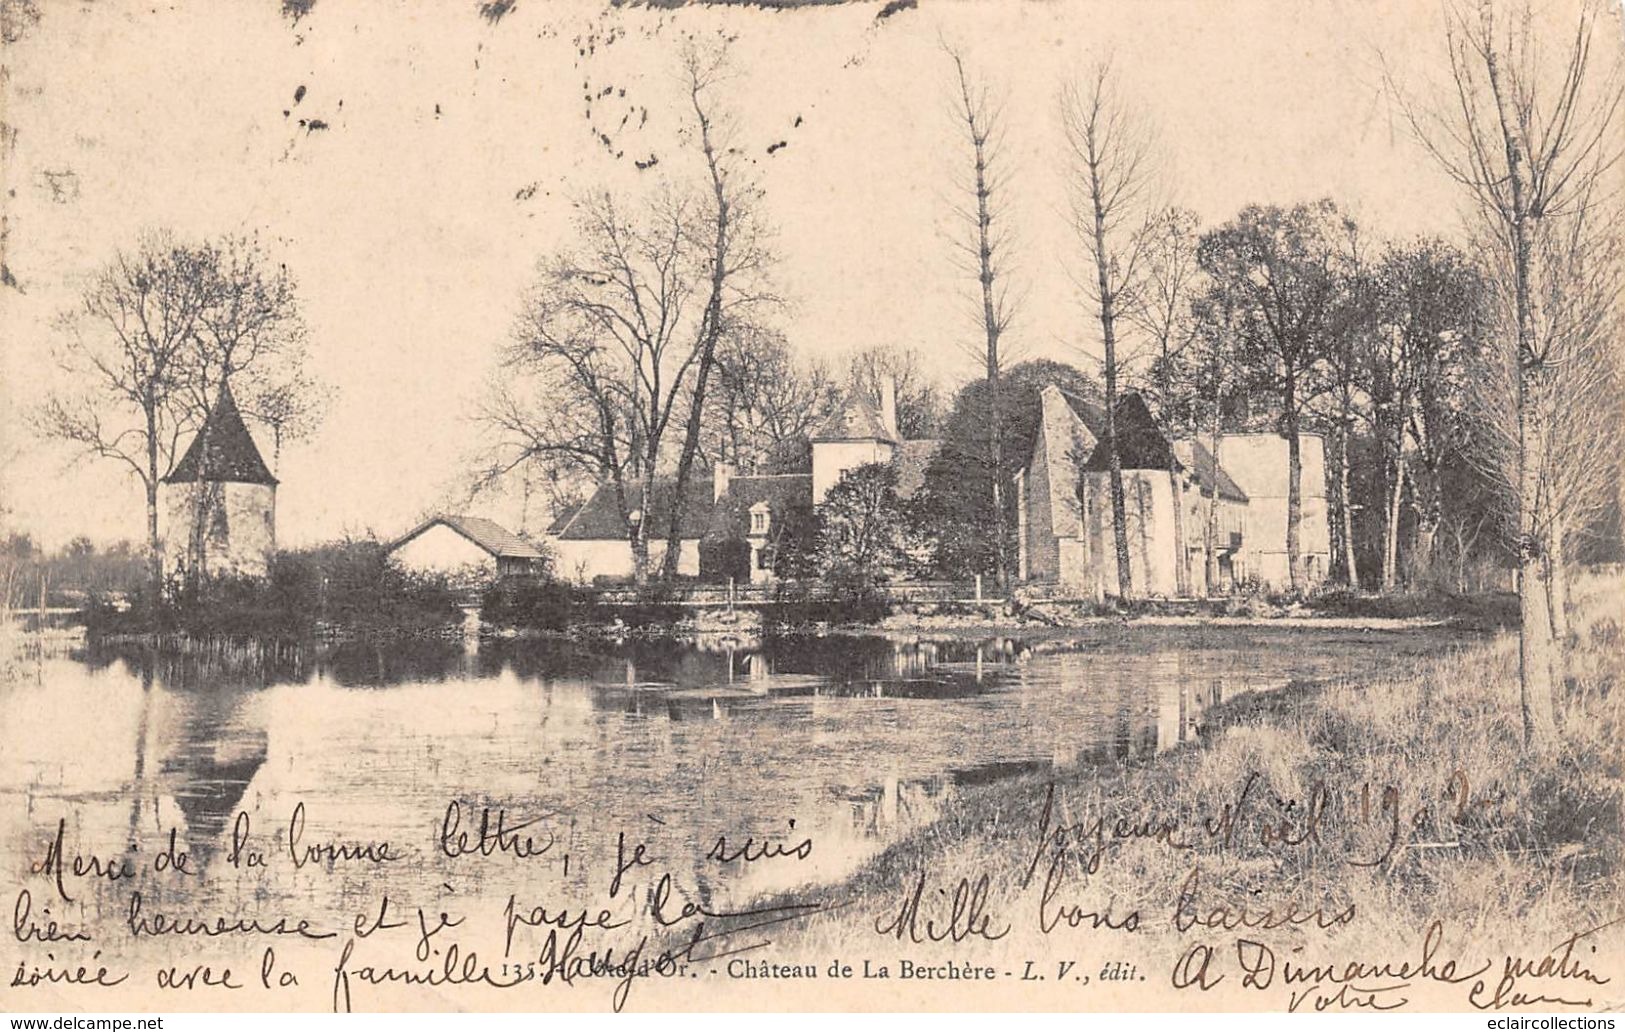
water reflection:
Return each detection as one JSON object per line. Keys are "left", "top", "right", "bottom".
{"left": 157, "top": 689, "right": 268, "bottom": 872}
{"left": 3, "top": 625, "right": 1456, "bottom": 921}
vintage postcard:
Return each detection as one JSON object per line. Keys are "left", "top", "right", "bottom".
{"left": 2, "top": 0, "right": 1622, "bottom": 1016}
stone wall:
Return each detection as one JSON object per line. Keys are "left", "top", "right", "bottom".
{"left": 161, "top": 481, "right": 276, "bottom": 579}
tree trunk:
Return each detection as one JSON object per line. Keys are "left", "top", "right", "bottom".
{"left": 977, "top": 167, "right": 1007, "bottom": 591}
{"left": 1085, "top": 155, "right": 1133, "bottom": 601}
{"left": 662, "top": 307, "right": 720, "bottom": 582}
{"left": 633, "top": 467, "right": 656, "bottom": 587}
{"left": 1104, "top": 409, "right": 1132, "bottom": 599}
{"left": 989, "top": 374, "right": 1005, "bottom": 588}
{"left": 662, "top": 77, "right": 732, "bottom": 583}
{"left": 1381, "top": 449, "right": 1407, "bottom": 591}
{"left": 1518, "top": 524, "right": 1559, "bottom": 744}
{"left": 181, "top": 379, "right": 224, "bottom": 593}
{"left": 187, "top": 482, "right": 215, "bottom": 591}
{"left": 1328, "top": 465, "right": 1345, "bottom": 587}
{"left": 1283, "top": 384, "right": 1303, "bottom": 594}
{"left": 1546, "top": 512, "right": 1569, "bottom": 654}
{"left": 144, "top": 480, "right": 161, "bottom": 611}
{"left": 1413, "top": 470, "right": 1442, "bottom": 584}
{"left": 1336, "top": 415, "right": 1360, "bottom": 589}
{"left": 975, "top": 138, "right": 1001, "bottom": 588}
{"left": 954, "top": 51, "right": 1009, "bottom": 591}
{"left": 1515, "top": 362, "right": 1559, "bottom": 745}
{"left": 144, "top": 407, "right": 163, "bottom": 617}
{"left": 1483, "top": 27, "right": 1557, "bottom": 749}
{"left": 630, "top": 528, "right": 649, "bottom": 588}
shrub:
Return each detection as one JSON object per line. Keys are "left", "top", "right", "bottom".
{"left": 82, "top": 540, "right": 464, "bottom": 640}
{"left": 768, "top": 566, "right": 891, "bottom": 626}
{"left": 310, "top": 543, "right": 462, "bottom": 635}
{"left": 480, "top": 577, "right": 584, "bottom": 632}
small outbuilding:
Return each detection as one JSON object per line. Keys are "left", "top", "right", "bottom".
{"left": 388, "top": 514, "right": 547, "bottom": 581}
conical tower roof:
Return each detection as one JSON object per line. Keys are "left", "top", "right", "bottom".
{"left": 164, "top": 382, "right": 277, "bottom": 485}
{"left": 811, "top": 385, "right": 897, "bottom": 444}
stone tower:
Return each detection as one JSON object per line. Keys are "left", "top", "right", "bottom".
{"left": 160, "top": 383, "right": 278, "bottom": 579}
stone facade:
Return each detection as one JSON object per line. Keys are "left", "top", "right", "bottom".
{"left": 161, "top": 480, "right": 276, "bottom": 579}
{"left": 1213, "top": 433, "right": 1332, "bottom": 588}
{"left": 1016, "top": 385, "right": 1328, "bottom": 596}
{"left": 160, "top": 384, "right": 278, "bottom": 581}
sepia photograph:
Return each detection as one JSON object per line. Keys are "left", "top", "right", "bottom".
{"left": 1, "top": 0, "right": 1622, "bottom": 1016}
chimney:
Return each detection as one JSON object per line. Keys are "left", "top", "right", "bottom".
{"left": 713, "top": 461, "right": 734, "bottom": 502}
{"left": 880, "top": 375, "right": 899, "bottom": 440}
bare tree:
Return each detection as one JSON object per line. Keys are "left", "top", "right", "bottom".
{"left": 1126, "top": 206, "right": 1203, "bottom": 596}
{"left": 238, "top": 359, "right": 332, "bottom": 473}
{"left": 1392, "top": 0, "right": 1622, "bottom": 745}
{"left": 37, "top": 234, "right": 209, "bottom": 600}
{"left": 482, "top": 191, "right": 696, "bottom": 586}
{"left": 708, "top": 324, "right": 839, "bottom": 470}
{"left": 37, "top": 233, "right": 313, "bottom": 600}
{"left": 176, "top": 238, "right": 307, "bottom": 583}
{"left": 1532, "top": 235, "right": 1621, "bottom": 650}
{"left": 845, "top": 345, "right": 945, "bottom": 438}
{"left": 659, "top": 41, "right": 776, "bottom": 581}
{"left": 1199, "top": 201, "right": 1346, "bottom": 594}
{"left": 483, "top": 44, "right": 773, "bottom": 587}
{"left": 945, "top": 44, "right": 1020, "bottom": 589}
{"left": 1470, "top": 205, "right": 1622, "bottom": 652}
{"left": 1062, "top": 60, "right": 1156, "bottom": 601}
{"left": 183, "top": 238, "right": 306, "bottom": 419}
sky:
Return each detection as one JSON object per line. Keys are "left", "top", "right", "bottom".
{"left": 3, "top": 0, "right": 1605, "bottom": 551}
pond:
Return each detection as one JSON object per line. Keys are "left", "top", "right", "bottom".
{"left": 1, "top": 623, "right": 1468, "bottom": 932}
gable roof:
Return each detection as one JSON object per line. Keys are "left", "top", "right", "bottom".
{"left": 1057, "top": 388, "right": 1107, "bottom": 437}
{"left": 706, "top": 474, "right": 814, "bottom": 541}
{"left": 1070, "top": 392, "right": 1250, "bottom": 503}
{"left": 1080, "top": 393, "right": 1179, "bottom": 472}
{"left": 553, "top": 477, "right": 715, "bottom": 541}
{"left": 164, "top": 383, "right": 277, "bottom": 485}
{"left": 1176, "top": 440, "right": 1250, "bottom": 503}
{"left": 1028, "top": 386, "right": 1099, "bottom": 534}
{"left": 545, "top": 500, "right": 585, "bottom": 536}
{"left": 811, "top": 386, "right": 896, "bottom": 444}
{"left": 392, "top": 514, "right": 546, "bottom": 559}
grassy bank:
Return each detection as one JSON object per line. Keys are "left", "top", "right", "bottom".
{"left": 758, "top": 572, "right": 1622, "bottom": 1009}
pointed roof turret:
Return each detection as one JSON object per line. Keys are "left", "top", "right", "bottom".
{"left": 811, "top": 385, "right": 898, "bottom": 444}
{"left": 1081, "top": 393, "right": 1178, "bottom": 471}
{"left": 164, "top": 382, "right": 278, "bottom": 485}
